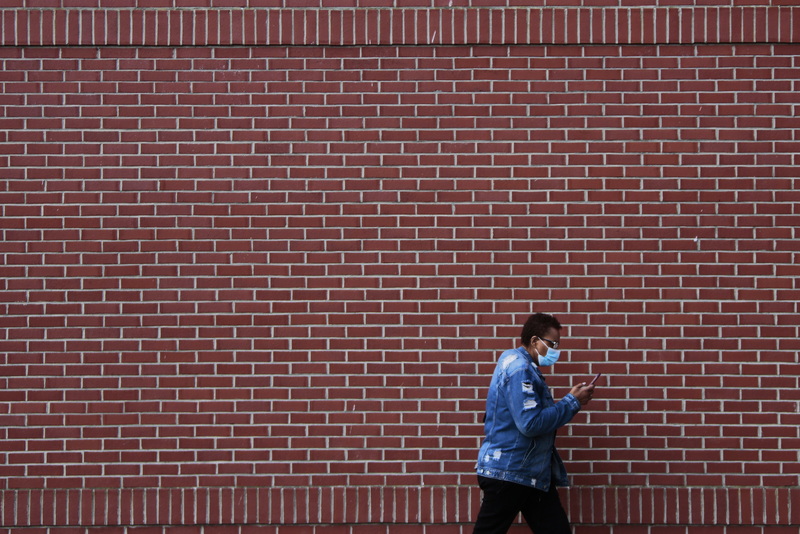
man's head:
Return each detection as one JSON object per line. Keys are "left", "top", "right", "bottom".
{"left": 520, "top": 312, "right": 562, "bottom": 347}
{"left": 521, "top": 313, "right": 563, "bottom": 366}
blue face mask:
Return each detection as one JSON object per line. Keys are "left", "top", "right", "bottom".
{"left": 535, "top": 340, "right": 561, "bottom": 367}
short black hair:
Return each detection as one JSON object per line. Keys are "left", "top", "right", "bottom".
{"left": 520, "top": 313, "right": 562, "bottom": 346}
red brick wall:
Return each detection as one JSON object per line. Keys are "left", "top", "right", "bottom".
{"left": 2, "top": 2, "right": 800, "bottom": 533}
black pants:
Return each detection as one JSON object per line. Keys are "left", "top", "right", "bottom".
{"left": 472, "top": 476, "right": 572, "bottom": 534}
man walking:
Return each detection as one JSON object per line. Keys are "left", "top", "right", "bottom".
{"left": 473, "top": 312, "right": 595, "bottom": 534}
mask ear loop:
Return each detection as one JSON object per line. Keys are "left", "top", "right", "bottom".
{"left": 530, "top": 337, "right": 544, "bottom": 359}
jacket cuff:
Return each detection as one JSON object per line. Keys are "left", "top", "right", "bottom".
{"left": 564, "top": 393, "right": 581, "bottom": 413}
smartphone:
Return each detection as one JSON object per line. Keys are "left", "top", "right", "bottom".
{"left": 589, "top": 372, "right": 602, "bottom": 385}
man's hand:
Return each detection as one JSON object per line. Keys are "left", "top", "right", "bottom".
{"left": 570, "top": 383, "right": 595, "bottom": 406}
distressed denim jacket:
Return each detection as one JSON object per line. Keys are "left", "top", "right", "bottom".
{"left": 475, "top": 347, "right": 582, "bottom": 491}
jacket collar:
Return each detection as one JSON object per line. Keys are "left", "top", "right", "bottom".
{"left": 516, "top": 346, "right": 545, "bottom": 377}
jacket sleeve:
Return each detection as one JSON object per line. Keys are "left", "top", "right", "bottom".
{"left": 504, "top": 366, "right": 581, "bottom": 438}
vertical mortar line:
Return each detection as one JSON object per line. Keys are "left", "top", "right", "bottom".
{"left": 289, "top": 7, "right": 294, "bottom": 45}
{"left": 37, "top": 6, "right": 45, "bottom": 48}
{"left": 476, "top": 7, "right": 481, "bottom": 46}
{"left": 710, "top": 479, "right": 717, "bottom": 526}
{"left": 366, "top": 485, "right": 373, "bottom": 524}
{"left": 27, "top": 6, "right": 33, "bottom": 47}
{"left": 388, "top": 8, "right": 393, "bottom": 46}
{"left": 720, "top": 490, "right": 728, "bottom": 525}
{"left": 434, "top": 486, "right": 446, "bottom": 523}
{"left": 624, "top": 7, "right": 629, "bottom": 45}
{"left": 500, "top": 7, "right": 504, "bottom": 45}
{"left": 277, "top": 7, "right": 283, "bottom": 46}
{"left": 728, "top": 5, "right": 735, "bottom": 44}
{"left": 706, "top": 6, "right": 721, "bottom": 44}
{"left": 14, "top": 490, "right": 20, "bottom": 527}
{"left": 703, "top": 6, "right": 709, "bottom": 44}
{"left": 365, "top": 7, "right": 370, "bottom": 44}
{"left": 568, "top": 7, "right": 573, "bottom": 45}
{"left": 425, "top": 7, "right": 431, "bottom": 45}
{"left": 512, "top": 7, "right": 517, "bottom": 45}
{"left": 91, "top": 488, "right": 98, "bottom": 530}
{"left": 438, "top": 6, "right": 443, "bottom": 45}
{"left": 525, "top": 8, "right": 531, "bottom": 46}
{"left": 650, "top": 7, "right": 655, "bottom": 45}
{"left": 695, "top": 6, "right": 700, "bottom": 43}
{"left": 636, "top": 478, "right": 653, "bottom": 521}
{"left": 611, "top": 486, "right": 618, "bottom": 527}
{"left": 327, "top": 8, "right": 332, "bottom": 47}
{"left": 403, "top": 7, "right": 408, "bottom": 46}
{"left": 1, "top": 9, "right": 8, "bottom": 44}
{"left": 352, "top": 7, "right": 357, "bottom": 45}
{"left": 340, "top": 6, "right": 347, "bottom": 46}
{"left": 448, "top": 7, "right": 459, "bottom": 45}
{"left": 39, "top": 488, "right": 45, "bottom": 526}
{"left": 613, "top": 7, "right": 618, "bottom": 44}
{"left": 600, "top": 7, "right": 605, "bottom": 46}
{"left": 639, "top": 6, "right": 644, "bottom": 45}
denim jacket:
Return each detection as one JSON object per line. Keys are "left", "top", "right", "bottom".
{"left": 475, "top": 347, "right": 581, "bottom": 491}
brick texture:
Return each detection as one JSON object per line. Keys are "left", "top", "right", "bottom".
{"left": 3, "top": 5, "right": 800, "bottom": 46}
{"left": 1, "top": 1, "right": 800, "bottom": 532}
